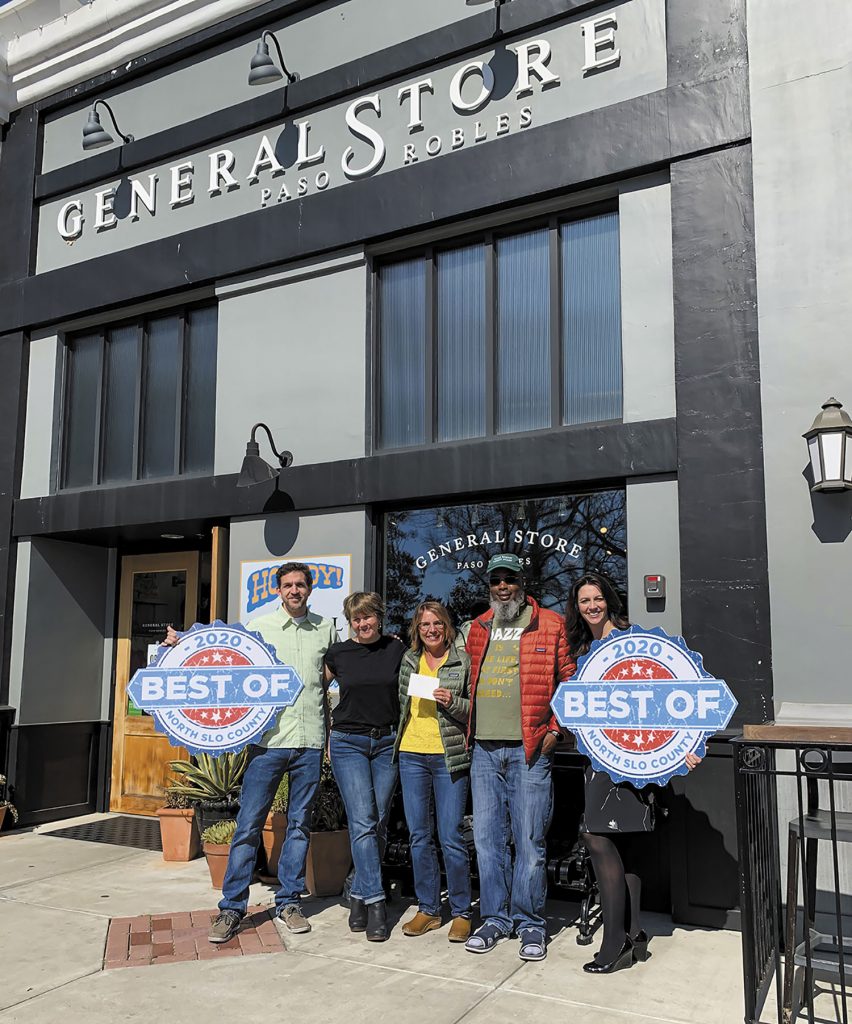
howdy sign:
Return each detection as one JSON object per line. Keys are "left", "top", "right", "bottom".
{"left": 551, "top": 627, "right": 737, "bottom": 787}
{"left": 127, "top": 621, "right": 303, "bottom": 755}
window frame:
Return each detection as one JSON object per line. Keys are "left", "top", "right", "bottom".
{"left": 56, "top": 301, "right": 217, "bottom": 492}
{"left": 371, "top": 199, "right": 621, "bottom": 454}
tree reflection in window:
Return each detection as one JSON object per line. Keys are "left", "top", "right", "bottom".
{"left": 384, "top": 489, "right": 626, "bottom": 637}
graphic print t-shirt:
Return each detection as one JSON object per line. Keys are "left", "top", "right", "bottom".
{"left": 474, "top": 604, "right": 533, "bottom": 741}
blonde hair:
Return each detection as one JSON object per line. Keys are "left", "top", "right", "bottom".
{"left": 408, "top": 600, "right": 456, "bottom": 653}
{"left": 343, "top": 591, "right": 385, "bottom": 624}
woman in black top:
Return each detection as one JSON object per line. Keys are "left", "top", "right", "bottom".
{"left": 565, "top": 573, "right": 701, "bottom": 974}
{"left": 324, "top": 591, "right": 403, "bottom": 942}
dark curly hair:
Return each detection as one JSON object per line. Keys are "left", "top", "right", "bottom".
{"left": 564, "top": 573, "right": 630, "bottom": 657}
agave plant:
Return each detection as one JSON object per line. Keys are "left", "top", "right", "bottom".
{"left": 167, "top": 751, "right": 249, "bottom": 805}
{"left": 200, "top": 819, "right": 237, "bottom": 846}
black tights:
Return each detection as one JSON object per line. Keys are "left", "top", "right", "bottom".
{"left": 583, "top": 832, "right": 643, "bottom": 963}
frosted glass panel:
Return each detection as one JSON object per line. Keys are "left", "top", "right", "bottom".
{"left": 102, "top": 324, "right": 138, "bottom": 483}
{"left": 380, "top": 260, "right": 426, "bottom": 449}
{"left": 496, "top": 229, "right": 551, "bottom": 434}
{"left": 184, "top": 306, "right": 217, "bottom": 473}
{"left": 561, "top": 213, "right": 622, "bottom": 425}
{"left": 63, "top": 333, "right": 100, "bottom": 488}
{"left": 142, "top": 316, "right": 180, "bottom": 479}
{"left": 437, "top": 245, "right": 486, "bottom": 442}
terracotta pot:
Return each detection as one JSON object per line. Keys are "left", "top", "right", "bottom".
{"left": 0, "top": 806, "right": 6, "bottom": 831}
{"left": 156, "top": 807, "right": 201, "bottom": 862}
{"left": 203, "top": 842, "right": 232, "bottom": 889}
{"left": 261, "top": 811, "right": 287, "bottom": 876}
{"left": 305, "top": 829, "right": 352, "bottom": 897}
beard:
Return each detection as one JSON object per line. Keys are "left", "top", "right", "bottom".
{"left": 490, "top": 592, "right": 526, "bottom": 623}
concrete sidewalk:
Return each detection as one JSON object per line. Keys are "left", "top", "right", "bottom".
{"left": 0, "top": 814, "right": 745, "bottom": 1024}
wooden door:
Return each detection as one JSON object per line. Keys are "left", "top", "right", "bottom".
{"left": 110, "top": 552, "right": 199, "bottom": 814}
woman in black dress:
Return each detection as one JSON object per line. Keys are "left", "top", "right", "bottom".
{"left": 565, "top": 573, "right": 701, "bottom": 974}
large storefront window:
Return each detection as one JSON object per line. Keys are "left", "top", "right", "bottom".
{"left": 383, "top": 489, "right": 626, "bottom": 636}
{"left": 60, "top": 304, "right": 217, "bottom": 489}
{"left": 377, "top": 210, "right": 622, "bottom": 450}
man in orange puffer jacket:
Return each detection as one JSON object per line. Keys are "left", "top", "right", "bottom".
{"left": 463, "top": 553, "right": 575, "bottom": 962}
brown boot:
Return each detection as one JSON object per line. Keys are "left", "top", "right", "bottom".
{"left": 402, "top": 911, "right": 442, "bottom": 936}
{"left": 448, "top": 917, "right": 472, "bottom": 943}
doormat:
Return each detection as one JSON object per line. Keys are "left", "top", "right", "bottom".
{"left": 43, "top": 815, "right": 163, "bottom": 852}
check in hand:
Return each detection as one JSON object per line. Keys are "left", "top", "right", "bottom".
{"left": 433, "top": 688, "right": 452, "bottom": 707}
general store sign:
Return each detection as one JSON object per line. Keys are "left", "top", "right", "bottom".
{"left": 36, "top": 0, "right": 666, "bottom": 272}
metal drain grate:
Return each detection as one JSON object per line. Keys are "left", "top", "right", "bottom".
{"left": 43, "top": 815, "right": 163, "bottom": 852}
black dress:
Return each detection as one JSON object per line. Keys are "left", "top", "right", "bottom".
{"left": 581, "top": 767, "right": 655, "bottom": 834}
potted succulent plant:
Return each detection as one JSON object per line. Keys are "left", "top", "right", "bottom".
{"left": 156, "top": 788, "right": 201, "bottom": 862}
{"left": 167, "top": 750, "right": 249, "bottom": 838}
{"left": 201, "top": 818, "right": 237, "bottom": 889}
{"left": 305, "top": 759, "right": 351, "bottom": 897}
{"left": 0, "top": 774, "right": 18, "bottom": 832}
{"left": 261, "top": 773, "right": 289, "bottom": 878}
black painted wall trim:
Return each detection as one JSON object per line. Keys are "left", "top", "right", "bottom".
{"left": 13, "top": 418, "right": 676, "bottom": 540}
{"left": 36, "top": 0, "right": 612, "bottom": 202}
{"left": 3, "top": 72, "right": 750, "bottom": 335}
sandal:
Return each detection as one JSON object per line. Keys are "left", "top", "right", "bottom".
{"left": 518, "top": 927, "right": 547, "bottom": 961}
{"left": 465, "top": 922, "right": 509, "bottom": 954}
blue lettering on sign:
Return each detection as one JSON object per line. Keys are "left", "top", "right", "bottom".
{"left": 127, "top": 666, "right": 303, "bottom": 710}
{"left": 245, "top": 562, "right": 344, "bottom": 613}
{"left": 554, "top": 681, "right": 736, "bottom": 730}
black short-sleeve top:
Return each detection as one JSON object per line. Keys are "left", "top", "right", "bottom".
{"left": 325, "top": 635, "right": 405, "bottom": 734}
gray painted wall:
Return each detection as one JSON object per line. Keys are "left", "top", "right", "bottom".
{"left": 749, "top": 0, "right": 852, "bottom": 704}
{"left": 40, "top": 0, "right": 483, "bottom": 174}
{"left": 625, "top": 475, "right": 682, "bottom": 635}
{"left": 20, "top": 331, "right": 58, "bottom": 499}
{"left": 10, "top": 538, "right": 112, "bottom": 725}
{"left": 227, "top": 506, "right": 367, "bottom": 622}
{"left": 37, "top": 0, "right": 667, "bottom": 272}
{"left": 214, "top": 250, "right": 367, "bottom": 473}
{"left": 620, "top": 176, "right": 675, "bottom": 422}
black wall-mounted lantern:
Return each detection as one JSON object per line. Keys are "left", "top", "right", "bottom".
{"left": 803, "top": 397, "right": 852, "bottom": 492}
{"left": 237, "top": 423, "right": 293, "bottom": 488}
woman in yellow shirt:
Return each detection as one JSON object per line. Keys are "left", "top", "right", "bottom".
{"left": 393, "top": 600, "right": 472, "bottom": 942}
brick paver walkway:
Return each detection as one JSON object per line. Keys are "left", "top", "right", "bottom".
{"left": 103, "top": 905, "right": 284, "bottom": 968}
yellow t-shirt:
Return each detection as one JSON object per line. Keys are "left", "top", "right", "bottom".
{"left": 399, "top": 652, "right": 446, "bottom": 754}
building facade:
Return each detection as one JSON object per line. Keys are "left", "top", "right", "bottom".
{"left": 0, "top": 0, "right": 849, "bottom": 929}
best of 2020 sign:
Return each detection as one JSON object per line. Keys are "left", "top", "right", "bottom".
{"left": 550, "top": 626, "right": 737, "bottom": 787}
{"left": 126, "top": 621, "right": 303, "bottom": 755}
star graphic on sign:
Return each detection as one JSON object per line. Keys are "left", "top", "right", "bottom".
{"left": 211, "top": 711, "right": 222, "bottom": 722}
{"left": 619, "top": 667, "right": 629, "bottom": 678}
{"left": 644, "top": 666, "right": 655, "bottom": 677}
{"left": 648, "top": 731, "right": 657, "bottom": 743}
{"left": 198, "top": 656, "right": 210, "bottom": 665}
{"left": 200, "top": 711, "right": 210, "bottom": 720}
{"left": 211, "top": 651, "right": 224, "bottom": 663}
{"left": 621, "top": 732, "right": 630, "bottom": 741}
{"left": 631, "top": 733, "right": 641, "bottom": 745}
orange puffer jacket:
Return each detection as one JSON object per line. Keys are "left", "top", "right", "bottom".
{"left": 465, "top": 597, "right": 576, "bottom": 763}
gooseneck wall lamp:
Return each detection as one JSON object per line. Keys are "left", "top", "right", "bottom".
{"left": 81, "top": 100, "right": 135, "bottom": 151}
{"left": 237, "top": 423, "right": 293, "bottom": 488}
{"left": 803, "top": 397, "right": 852, "bottom": 492}
{"left": 248, "top": 30, "right": 299, "bottom": 86}
{"left": 466, "top": 0, "right": 506, "bottom": 37}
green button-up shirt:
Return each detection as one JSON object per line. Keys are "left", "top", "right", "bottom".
{"left": 248, "top": 605, "right": 337, "bottom": 750}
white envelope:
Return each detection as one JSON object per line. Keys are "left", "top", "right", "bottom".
{"left": 407, "top": 673, "right": 438, "bottom": 701}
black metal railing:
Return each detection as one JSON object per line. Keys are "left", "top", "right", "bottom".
{"left": 735, "top": 736, "right": 852, "bottom": 1024}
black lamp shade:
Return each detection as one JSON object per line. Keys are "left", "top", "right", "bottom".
{"left": 237, "top": 441, "right": 279, "bottom": 487}
{"left": 248, "top": 40, "right": 284, "bottom": 85}
{"left": 82, "top": 109, "right": 114, "bottom": 150}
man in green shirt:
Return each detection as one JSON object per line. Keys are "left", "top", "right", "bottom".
{"left": 166, "top": 562, "right": 336, "bottom": 943}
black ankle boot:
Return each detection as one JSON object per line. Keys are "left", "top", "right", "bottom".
{"left": 366, "top": 900, "right": 389, "bottom": 942}
{"left": 348, "top": 897, "right": 367, "bottom": 932}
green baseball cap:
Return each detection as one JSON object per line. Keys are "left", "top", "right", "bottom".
{"left": 486, "top": 553, "right": 525, "bottom": 576}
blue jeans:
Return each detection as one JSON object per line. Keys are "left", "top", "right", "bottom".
{"left": 219, "top": 745, "right": 322, "bottom": 916}
{"left": 470, "top": 740, "right": 553, "bottom": 934}
{"left": 399, "top": 752, "right": 471, "bottom": 918}
{"left": 329, "top": 729, "right": 398, "bottom": 904}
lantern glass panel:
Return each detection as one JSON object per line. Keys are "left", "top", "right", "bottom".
{"left": 808, "top": 437, "right": 822, "bottom": 484}
{"left": 821, "top": 431, "right": 844, "bottom": 482}
{"left": 845, "top": 433, "right": 852, "bottom": 483}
